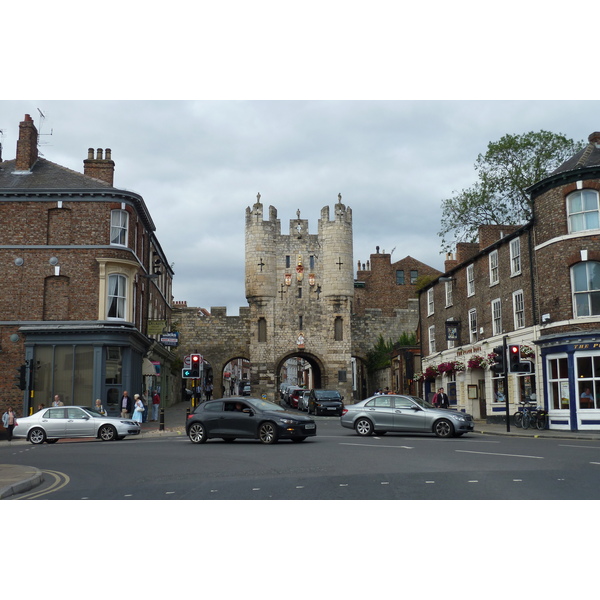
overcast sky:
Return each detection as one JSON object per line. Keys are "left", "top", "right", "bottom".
{"left": 2, "top": 100, "right": 598, "bottom": 314}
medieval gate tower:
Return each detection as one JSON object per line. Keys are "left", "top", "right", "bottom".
{"left": 245, "top": 194, "right": 354, "bottom": 401}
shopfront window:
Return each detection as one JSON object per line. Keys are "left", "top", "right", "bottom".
{"left": 493, "top": 377, "right": 505, "bottom": 403}
{"left": 547, "top": 355, "right": 569, "bottom": 410}
{"left": 575, "top": 355, "right": 600, "bottom": 409}
{"left": 518, "top": 374, "right": 536, "bottom": 405}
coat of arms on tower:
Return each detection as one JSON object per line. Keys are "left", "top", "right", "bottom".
{"left": 308, "top": 273, "right": 315, "bottom": 286}
{"left": 297, "top": 333, "right": 305, "bottom": 348}
{"left": 296, "top": 264, "right": 304, "bottom": 281}
{"left": 284, "top": 273, "right": 292, "bottom": 286}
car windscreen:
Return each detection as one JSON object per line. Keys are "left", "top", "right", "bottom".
{"left": 314, "top": 391, "right": 341, "bottom": 400}
{"left": 83, "top": 407, "right": 104, "bottom": 417}
{"left": 246, "top": 398, "right": 285, "bottom": 412}
{"left": 408, "top": 396, "right": 434, "bottom": 409}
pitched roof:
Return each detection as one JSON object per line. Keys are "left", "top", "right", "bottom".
{"left": 0, "top": 157, "right": 113, "bottom": 190}
{"left": 550, "top": 132, "right": 600, "bottom": 175}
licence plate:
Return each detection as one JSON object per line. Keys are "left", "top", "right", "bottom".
{"left": 305, "top": 424, "right": 316, "bottom": 429}
{"left": 327, "top": 407, "right": 336, "bottom": 410}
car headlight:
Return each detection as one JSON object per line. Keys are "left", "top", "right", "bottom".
{"left": 279, "top": 418, "right": 297, "bottom": 425}
{"left": 454, "top": 415, "right": 466, "bottom": 422}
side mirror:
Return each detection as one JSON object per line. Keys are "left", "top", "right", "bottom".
{"left": 411, "top": 405, "right": 421, "bottom": 411}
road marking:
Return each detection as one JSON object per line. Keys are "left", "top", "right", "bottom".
{"left": 456, "top": 450, "right": 543, "bottom": 459}
{"left": 15, "top": 470, "right": 70, "bottom": 500}
{"left": 468, "top": 480, "right": 479, "bottom": 483}
{"left": 340, "top": 443, "right": 413, "bottom": 449}
{"left": 560, "top": 444, "right": 600, "bottom": 449}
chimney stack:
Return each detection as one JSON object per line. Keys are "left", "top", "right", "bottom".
{"left": 83, "top": 147, "right": 115, "bottom": 186}
{"left": 15, "top": 114, "right": 39, "bottom": 172}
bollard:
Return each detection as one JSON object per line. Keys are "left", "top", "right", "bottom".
{"left": 159, "top": 407, "right": 165, "bottom": 431}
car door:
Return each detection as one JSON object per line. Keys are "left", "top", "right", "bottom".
{"left": 363, "top": 396, "right": 396, "bottom": 429}
{"left": 39, "top": 407, "right": 68, "bottom": 438}
{"left": 65, "top": 407, "right": 97, "bottom": 437}
{"left": 221, "top": 401, "right": 256, "bottom": 437}
{"left": 393, "top": 396, "right": 427, "bottom": 432}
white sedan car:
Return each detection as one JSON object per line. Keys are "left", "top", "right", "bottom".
{"left": 13, "top": 406, "right": 141, "bottom": 444}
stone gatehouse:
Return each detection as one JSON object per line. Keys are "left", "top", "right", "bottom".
{"left": 173, "top": 195, "right": 435, "bottom": 404}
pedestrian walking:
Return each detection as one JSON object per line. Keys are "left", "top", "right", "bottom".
{"left": 52, "top": 394, "right": 64, "bottom": 406}
{"left": 120, "top": 390, "right": 132, "bottom": 418}
{"left": 132, "top": 394, "right": 144, "bottom": 423}
{"left": 95, "top": 398, "right": 107, "bottom": 415}
{"left": 151, "top": 391, "right": 160, "bottom": 421}
{"left": 2, "top": 406, "right": 18, "bottom": 441}
{"left": 438, "top": 387, "right": 450, "bottom": 408}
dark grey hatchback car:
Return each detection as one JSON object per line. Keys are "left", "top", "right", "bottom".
{"left": 186, "top": 397, "right": 317, "bottom": 444}
{"left": 341, "top": 394, "right": 474, "bottom": 438}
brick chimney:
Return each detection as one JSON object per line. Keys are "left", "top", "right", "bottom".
{"left": 83, "top": 147, "right": 115, "bottom": 185}
{"left": 444, "top": 252, "right": 457, "bottom": 272}
{"left": 15, "top": 114, "right": 39, "bottom": 171}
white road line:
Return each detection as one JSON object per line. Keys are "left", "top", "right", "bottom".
{"left": 340, "top": 442, "right": 413, "bottom": 449}
{"left": 560, "top": 444, "right": 600, "bottom": 449}
{"left": 456, "top": 449, "right": 543, "bottom": 459}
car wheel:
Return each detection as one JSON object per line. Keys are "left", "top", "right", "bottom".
{"left": 258, "top": 421, "right": 279, "bottom": 444}
{"left": 29, "top": 427, "right": 46, "bottom": 445}
{"left": 434, "top": 419, "right": 454, "bottom": 438}
{"left": 291, "top": 436, "right": 307, "bottom": 442}
{"left": 99, "top": 424, "right": 117, "bottom": 441}
{"left": 355, "top": 418, "right": 374, "bottom": 436}
{"left": 188, "top": 423, "right": 207, "bottom": 444}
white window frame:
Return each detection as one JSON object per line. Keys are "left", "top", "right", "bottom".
{"left": 567, "top": 189, "right": 600, "bottom": 234}
{"left": 513, "top": 289, "right": 525, "bottom": 329}
{"left": 491, "top": 298, "right": 502, "bottom": 336}
{"left": 572, "top": 261, "right": 600, "bottom": 317}
{"left": 445, "top": 280, "right": 453, "bottom": 307}
{"left": 428, "top": 325, "right": 436, "bottom": 354}
{"left": 110, "top": 209, "right": 129, "bottom": 247}
{"left": 467, "top": 264, "right": 475, "bottom": 297}
{"left": 510, "top": 238, "right": 521, "bottom": 276}
{"left": 489, "top": 250, "right": 499, "bottom": 286}
{"left": 107, "top": 273, "right": 127, "bottom": 320}
{"left": 468, "top": 308, "right": 477, "bottom": 343}
{"left": 427, "top": 288, "right": 434, "bottom": 316}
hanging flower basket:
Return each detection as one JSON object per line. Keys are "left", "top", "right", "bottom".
{"left": 423, "top": 365, "right": 439, "bottom": 380}
{"left": 467, "top": 354, "right": 488, "bottom": 369}
{"left": 520, "top": 344, "right": 535, "bottom": 359}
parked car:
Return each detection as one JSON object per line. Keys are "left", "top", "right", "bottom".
{"left": 12, "top": 405, "right": 141, "bottom": 444}
{"left": 286, "top": 386, "right": 304, "bottom": 409}
{"left": 297, "top": 390, "right": 311, "bottom": 411}
{"left": 308, "top": 389, "right": 344, "bottom": 416}
{"left": 340, "top": 394, "right": 474, "bottom": 438}
{"left": 186, "top": 397, "right": 317, "bottom": 444}
{"left": 240, "top": 382, "right": 251, "bottom": 396}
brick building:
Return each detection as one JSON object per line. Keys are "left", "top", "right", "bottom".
{"left": 419, "top": 131, "right": 600, "bottom": 431}
{"left": 0, "top": 114, "right": 176, "bottom": 420}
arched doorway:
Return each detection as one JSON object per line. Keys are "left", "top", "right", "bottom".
{"left": 276, "top": 352, "right": 325, "bottom": 397}
{"left": 222, "top": 356, "right": 251, "bottom": 396}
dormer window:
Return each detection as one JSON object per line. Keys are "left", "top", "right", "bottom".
{"left": 568, "top": 190, "right": 600, "bottom": 233}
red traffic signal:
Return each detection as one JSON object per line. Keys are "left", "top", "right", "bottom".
{"left": 508, "top": 344, "right": 521, "bottom": 372}
{"left": 190, "top": 354, "right": 201, "bottom": 377}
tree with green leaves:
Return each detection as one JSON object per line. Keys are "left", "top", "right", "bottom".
{"left": 439, "top": 130, "right": 585, "bottom": 251}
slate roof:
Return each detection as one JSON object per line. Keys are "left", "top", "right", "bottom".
{"left": 0, "top": 157, "right": 113, "bottom": 190}
{"left": 551, "top": 132, "right": 600, "bottom": 176}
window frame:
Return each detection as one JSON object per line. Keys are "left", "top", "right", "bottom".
{"left": 107, "top": 273, "right": 127, "bottom": 320}
{"left": 445, "top": 280, "right": 453, "bottom": 307}
{"left": 510, "top": 238, "right": 521, "bottom": 276}
{"left": 491, "top": 298, "right": 502, "bottom": 336}
{"left": 572, "top": 261, "right": 600, "bottom": 317}
{"left": 428, "top": 325, "right": 436, "bottom": 354}
{"left": 427, "top": 288, "right": 434, "bottom": 316}
{"left": 567, "top": 189, "right": 600, "bottom": 234}
{"left": 467, "top": 264, "right": 475, "bottom": 297}
{"left": 396, "top": 270, "right": 405, "bottom": 285}
{"left": 489, "top": 250, "right": 499, "bottom": 286}
{"left": 468, "top": 308, "right": 477, "bottom": 343}
{"left": 513, "top": 289, "right": 525, "bottom": 329}
{"left": 110, "top": 209, "right": 129, "bottom": 247}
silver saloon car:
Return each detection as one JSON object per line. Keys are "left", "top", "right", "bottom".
{"left": 341, "top": 394, "right": 474, "bottom": 438}
{"left": 13, "top": 406, "right": 141, "bottom": 444}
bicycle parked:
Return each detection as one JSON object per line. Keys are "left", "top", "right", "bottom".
{"left": 513, "top": 401, "right": 547, "bottom": 430}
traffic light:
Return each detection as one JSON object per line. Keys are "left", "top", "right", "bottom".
{"left": 15, "top": 364, "right": 27, "bottom": 390}
{"left": 490, "top": 345, "right": 505, "bottom": 375}
{"left": 508, "top": 344, "right": 521, "bottom": 372}
{"left": 190, "top": 354, "right": 201, "bottom": 378}
{"left": 508, "top": 344, "right": 532, "bottom": 372}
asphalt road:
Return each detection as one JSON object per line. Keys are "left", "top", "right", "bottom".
{"left": 4, "top": 418, "right": 600, "bottom": 500}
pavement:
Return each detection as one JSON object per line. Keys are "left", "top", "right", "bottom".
{"left": 2, "top": 400, "right": 600, "bottom": 499}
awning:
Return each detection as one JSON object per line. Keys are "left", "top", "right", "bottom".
{"left": 142, "top": 358, "right": 157, "bottom": 376}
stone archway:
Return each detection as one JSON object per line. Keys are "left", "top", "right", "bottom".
{"left": 275, "top": 351, "right": 327, "bottom": 394}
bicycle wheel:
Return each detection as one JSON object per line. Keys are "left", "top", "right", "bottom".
{"left": 536, "top": 413, "right": 547, "bottom": 430}
{"left": 522, "top": 412, "right": 530, "bottom": 429}
{"left": 514, "top": 412, "right": 523, "bottom": 428}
